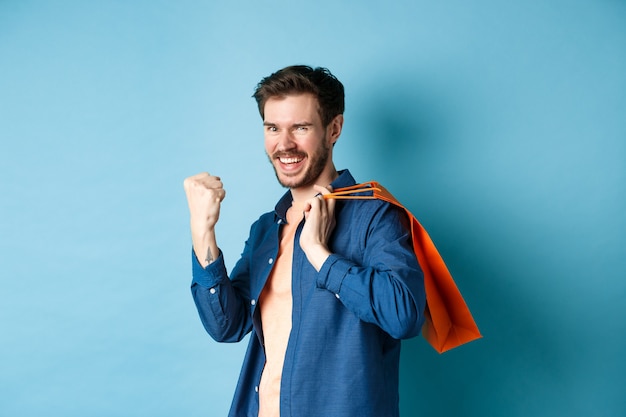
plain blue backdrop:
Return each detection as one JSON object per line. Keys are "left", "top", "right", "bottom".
{"left": 1, "top": 1, "right": 624, "bottom": 416}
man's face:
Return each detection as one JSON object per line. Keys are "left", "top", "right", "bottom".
{"left": 263, "top": 94, "right": 334, "bottom": 189}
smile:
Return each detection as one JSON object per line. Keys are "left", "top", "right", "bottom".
{"left": 279, "top": 156, "right": 304, "bottom": 164}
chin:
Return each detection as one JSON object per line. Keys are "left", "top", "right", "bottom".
{"left": 274, "top": 171, "right": 307, "bottom": 189}
{"left": 277, "top": 176, "right": 303, "bottom": 189}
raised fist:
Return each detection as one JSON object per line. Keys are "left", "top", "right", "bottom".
{"left": 183, "top": 173, "right": 225, "bottom": 265}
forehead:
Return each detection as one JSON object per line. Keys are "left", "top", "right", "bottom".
{"left": 263, "top": 93, "right": 321, "bottom": 124}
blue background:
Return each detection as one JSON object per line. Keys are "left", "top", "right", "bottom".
{"left": 1, "top": 1, "right": 624, "bottom": 416}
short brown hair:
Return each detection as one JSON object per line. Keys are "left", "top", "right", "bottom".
{"left": 253, "top": 65, "right": 345, "bottom": 127}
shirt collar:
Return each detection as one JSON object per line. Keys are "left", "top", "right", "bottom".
{"left": 274, "top": 169, "right": 356, "bottom": 223}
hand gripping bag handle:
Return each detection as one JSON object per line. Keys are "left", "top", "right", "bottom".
{"left": 325, "top": 182, "right": 482, "bottom": 353}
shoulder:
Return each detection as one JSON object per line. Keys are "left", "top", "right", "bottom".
{"left": 337, "top": 196, "right": 405, "bottom": 221}
{"left": 336, "top": 197, "right": 410, "bottom": 237}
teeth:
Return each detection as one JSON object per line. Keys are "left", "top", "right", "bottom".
{"left": 279, "top": 157, "right": 303, "bottom": 164}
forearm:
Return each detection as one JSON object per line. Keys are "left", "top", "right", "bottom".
{"left": 302, "top": 243, "right": 331, "bottom": 272}
{"left": 191, "top": 226, "right": 219, "bottom": 268}
{"left": 317, "top": 253, "right": 425, "bottom": 339}
{"left": 314, "top": 203, "right": 426, "bottom": 339}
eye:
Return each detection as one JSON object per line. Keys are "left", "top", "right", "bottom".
{"left": 266, "top": 126, "right": 278, "bottom": 133}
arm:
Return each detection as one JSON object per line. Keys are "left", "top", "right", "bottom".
{"left": 184, "top": 173, "right": 252, "bottom": 342}
{"left": 301, "top": 193, "right": 425, "bottom": 340}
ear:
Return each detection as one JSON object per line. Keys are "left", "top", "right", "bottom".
{"left": 327, "top": 114, "right": 344, "bottom": 145}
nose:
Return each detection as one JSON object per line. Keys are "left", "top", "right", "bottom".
{"left": 275, "top": 130, "right": 296, "bottom": 151}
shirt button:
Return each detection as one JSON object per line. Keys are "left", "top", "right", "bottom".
{"left": 268, "top": 258, "right": 274, "bottom": 264}
{"left": 255, "top": 386, "right": 259, "bottom": 393}
{"left": 335, "top": 293, "right": 340, "bottom": 299}
{"left": 251, "top": 299, "right": 256, "bottom": 306}
{"left": 209, "top": 288, "right": 216, "bottom": 294}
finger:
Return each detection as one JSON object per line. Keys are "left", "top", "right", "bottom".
{"left": 314, "top": 195, "right": 330, "bottom": 220}
{"left": 304, "top": 197, "right": 324, "bottom": 222}
{"left": 313, "top": 184, "right": 332, "bottom": 196}
{"left": 304, "top": 196, "right": 319, "bottom": 214}
{"left": 206, "top": 178, "right": 223, "bottom": 190}
{"left": 326, "top": 192, "right": 336, "bottom": 212}
{"left": 194, "top": 174, "right": 223, "bottom": 192}
{"left": 312, "top": 185, "right": 335, "bottom": 214}
{"left": 184, "top": 172, "right": 218, "bottom": 189}
{"left": 191, "top": 172, "right": 212, "bottom": 181}
{"left": 183, "top": 173, "right": 206, "bottom": 190}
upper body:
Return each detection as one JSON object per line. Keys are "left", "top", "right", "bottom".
{"left": 191, "top": 169, "right": 425, "bottom": 417}
{"left": 184, "top": 65, "right": 426, "bottom": 417}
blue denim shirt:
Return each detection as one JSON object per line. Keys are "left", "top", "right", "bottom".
{"left": 191, "top": 170, "right": 425, "bottom": 417}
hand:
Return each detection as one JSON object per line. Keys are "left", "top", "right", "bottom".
{"left": 183, "top": 172, "right": 226, "bottom": 266}
{"left": 300, "top": 184, "right": 336, "bottom": 271}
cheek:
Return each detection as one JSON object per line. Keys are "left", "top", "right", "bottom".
{"left": 264, "top": 135, "right": 274, "bottom": 154}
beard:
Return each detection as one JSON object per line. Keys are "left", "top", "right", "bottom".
{"left": 268, "top": 133, "right": 331, "bottom": 189}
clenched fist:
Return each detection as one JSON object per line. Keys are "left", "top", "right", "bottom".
{"left": 300, "top": 184, "right": 336, "bottom": 272}
{"left": 183, "top": 172, "right": 226, "bottom": 267}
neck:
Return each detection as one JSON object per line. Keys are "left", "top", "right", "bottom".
{"left": 290, "top": 165, "right": 338, "bottom": 203}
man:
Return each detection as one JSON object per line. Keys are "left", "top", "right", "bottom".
{"left": 184, "top": 65, "right": 426, "bottom": 417}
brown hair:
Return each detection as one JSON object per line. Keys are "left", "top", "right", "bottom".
{"left": 253, "top": 65, "right": 344, "bottom": 127}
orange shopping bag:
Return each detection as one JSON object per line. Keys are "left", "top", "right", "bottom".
{"left": 325, "top": 182, "right": 482, "bottom": 353}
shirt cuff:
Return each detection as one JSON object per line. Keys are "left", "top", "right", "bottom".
{"left": 316, "top": 253, "right": 352, "bottom": 294}
{"left": 191, "top": 248, "right": 228, "bottom": 288}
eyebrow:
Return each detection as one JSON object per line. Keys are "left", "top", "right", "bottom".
{"left": 263, "top": 122, "right": 314, "bottom": 128}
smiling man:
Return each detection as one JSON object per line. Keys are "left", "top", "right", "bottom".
{"left": 184, "top": 65, "right": 426, "bottom": 417}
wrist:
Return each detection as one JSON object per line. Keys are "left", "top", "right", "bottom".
{"left": 304, "top": 244, "right": 331, "bottom": 272}
{"left": 191, "top": 228, "right": 218, "bottom": 268}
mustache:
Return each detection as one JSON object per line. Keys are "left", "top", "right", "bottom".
{"left": 272, "top": 151, "right": 307, "bottom": 159}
